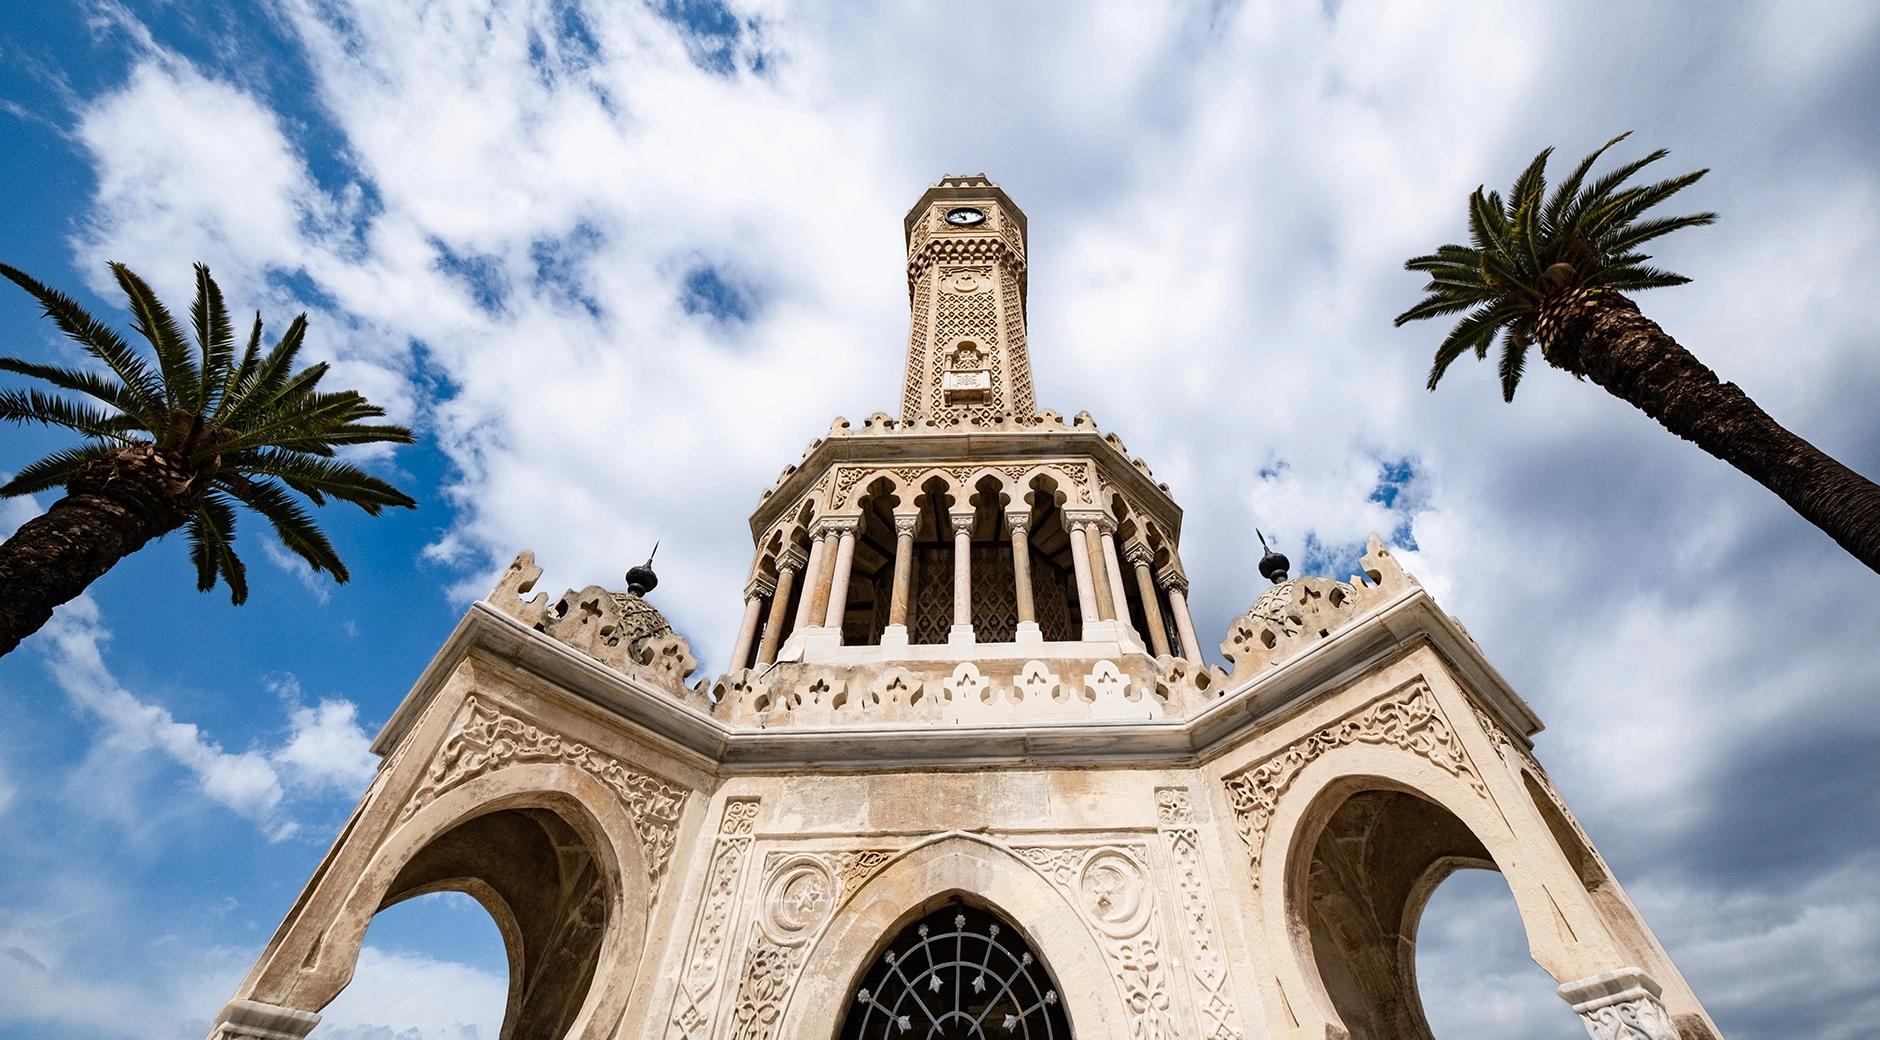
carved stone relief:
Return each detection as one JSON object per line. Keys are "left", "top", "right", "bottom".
{"left": 1221, "top": 682, "right": 1484, "bottom": 887}
{"left": 668, "top": 797, "right": 761, "bottom": 1040}
{"left": 1155, "top": 788, "right": 1248, "bottom": 1040}
{"left": 1014, "top": 842, "right": 1183, "bottom": 1040}
{"left": 405, "top": 698, "right": 688, "bottom": 895}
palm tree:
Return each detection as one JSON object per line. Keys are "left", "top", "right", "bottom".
{"left": 0, "top": 262, "right": 417, "bottom": 656}
{"left": 1397, "top": 133, "right": 1880, "bottom": 573}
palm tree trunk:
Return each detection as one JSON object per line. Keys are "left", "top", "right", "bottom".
{"left": 0, "top": 449, "right": 192, "bottom": 656}
{"left": 1550, "top": 294, "right": 1880, "bottom": 573}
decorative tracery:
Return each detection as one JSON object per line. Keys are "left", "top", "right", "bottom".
{"left": 839, "top": 903, "right": 1072, "bottom": 1040}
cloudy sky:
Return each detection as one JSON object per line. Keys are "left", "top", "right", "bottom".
{"left": 0, "top": 1, "right": 1876, "bottom": 1037}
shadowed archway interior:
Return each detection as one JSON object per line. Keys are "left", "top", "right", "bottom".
{"left": 838, "top": 902, "right": 1073, "bottom": 1040}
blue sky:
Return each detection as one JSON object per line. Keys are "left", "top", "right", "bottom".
{"left": 1, "top": 2, "right": 1877, "bottom": 1038}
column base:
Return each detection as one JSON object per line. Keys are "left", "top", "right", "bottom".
{"left": 207, "top": 999, "right": 320, "bottom": 1040}
{"left": 879, "top": 624, "right": 909, "bottom": 649}
{"left": 1014, "top": 621, "right": 1044, "bottom": 644}
{"left": 948, "top": 624, "right": 976, "bottom": 645}
{"left": 1079, "top": 619, "right": 1131, "bottom": 643}
{"left": 1558, "top": 967, "right": 1678, "bottom": 1040}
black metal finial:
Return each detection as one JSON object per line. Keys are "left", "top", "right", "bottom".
{"left": 626, "top": 541, "right": 659, "bottom": 597}
{"left": 1256, "top": 529, "right": 1290, "bottom": 584}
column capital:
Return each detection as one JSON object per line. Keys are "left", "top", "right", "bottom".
{"left": 1558, "top": 968, "right": 1678, "bottom": 1040}
{"left": 893, "top": 513, "right": 920, "bottom": 537}
{"left": 1062, "top": 509, "right": 1110, "bottom": 531}
{"left": 1123, "top": 541, "right": 1155, "bottom": 568}
{"left": 744, "top": 575, "right": 776, "bottom": 600}
{"left": 1004, "top": 511, "right": 1031, "bottom": 535}
{"left": 813, "top": 515, "right": 861, "bottom": 537}
{"left": 777, "top": 544, "right": 809, "bottom": 571}
{"left": 950, "top": 514, "right": 975, "bottom": 538}
{"left": 1156, "top": 565, "right": 1188, "bottom": 593}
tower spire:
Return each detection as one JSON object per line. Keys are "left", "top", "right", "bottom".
{"left": 899, "top": 175, "right": 1035, "bottom": 425}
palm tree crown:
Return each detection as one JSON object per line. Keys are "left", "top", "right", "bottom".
{"left": 0, "top": 262, "right": 415, "bottom": 603}
{"left": 1395, "top": 132, "right": 1717, "bottom": 400}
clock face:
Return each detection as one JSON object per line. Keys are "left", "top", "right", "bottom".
{"left": 945, "top": 206, "right": 987, "bottom": 227}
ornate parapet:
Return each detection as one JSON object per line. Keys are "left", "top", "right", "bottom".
{"left": 484, "top": 551, "right": 700, "bottom": 700}
{"left": 712, "top": 657, "right": 1185, "bottom": 728}
{"left": 1218, "top": 536, "right": 1417, "bottom": 681}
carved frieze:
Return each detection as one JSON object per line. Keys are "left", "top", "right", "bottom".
{"left": 405, "top": 698, "right": 687, "bottom": 894}
{"left": 1155, "top": 788, "right": 1248, "bottom": 1040}
{"left": 668, "top": 797, "right": 761, "bottom": 1040}
{"left": 1221, "top": 682, "right": 1484, "bottom": 887}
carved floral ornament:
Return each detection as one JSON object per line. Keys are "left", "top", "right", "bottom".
{"left": 1218, "top": 535, "right": 1415, "bottom": 679}
{"left": 406, "top": 698, "right": 689, "bottom": 895}
{"left": 1221, "top": 681, "right": 1485, "bottom": 888}
{"left": 484, "top": 551, "right": 701, "bottom": 698}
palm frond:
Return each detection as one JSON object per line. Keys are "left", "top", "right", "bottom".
{"left": 1426, "top": 304, "right": 1512, "bottom": 389}
{"left": 186, "top": 493, "right": 248, "bottom": 603}
{"left": 0, "top": 388, "right": 139, "bottom": 440}
{"left": 0, "top": 356, "right": 154, "bottom": 426}
{"left": 222, "top": 476, "right": 351, "bottom": 582}
{"left": 1543, "top": 132, "right": 1631, "bottom": 232}
{"left": 109, "top": 262, "right": 197, "bottom": 413}
{"left": 1497, "top": 329, "right": 1531, "bottom": 401}
{"left": 0, "top": 441, "right": 121, "bottom": 497}
{"left": 0, "top": 263, "right": 166, "bottom": 411}
{"left": 215, "top": 313, "right": 307, "bottom": 424}
{"left": 191, "top": 264, "right": 236, "bottom": 412}
{"left": 226, "top": 450, "right": 417, "bottom": 514}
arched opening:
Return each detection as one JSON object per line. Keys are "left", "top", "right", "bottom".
{"left": 1300, "top": 788, "right": 1580, "bottom": 1040}
{"left": 322, "top": 806, "right": 615, "bottom": 1040}
{"left": 968, "top": 475, "right": 1016, "bottom": 642}
{"left": 841, "top": 477, "right": 903, "bottom": 646}
{"left": 1023, "top": 475, "right": 1080, "bottom": 642}
{"left": 1109, "top": 500, "right": 1149, "bottom": 644}
{"left": 314, "top": 890, "right": 508, "bottom": 1038}
{"left": 910, "top": 477, "right": 958, "bottom": 645}
{"left": 837, "top": 900, "right": 1073, "bottom": 1039}
{"left": 1413, "top": 870, "right": 1575, "bottom": 1039}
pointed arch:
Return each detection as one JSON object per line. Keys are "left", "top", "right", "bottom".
{"left": 276, "top": 761, "right": 654, "bottom": 1040}
{"left": 1250, "top": 727, "right": 1626, "bottom": 1040}
{"left": 781, "top": 835, "right": 1128, "bottom": 1040}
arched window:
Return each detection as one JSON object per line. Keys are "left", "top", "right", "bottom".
{"left": 839, "top": 902, "right": 1072, "bottom": 1039}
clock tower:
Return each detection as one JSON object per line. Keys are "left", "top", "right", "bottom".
{"left": 900, "top": 173, "right": 1036, "bottom": 425}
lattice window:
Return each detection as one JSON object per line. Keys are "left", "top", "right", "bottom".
{"left": 971, "top": 544, "right": 1018, "bottom": 643}
{"left": 911, "top": 544, "right": 953, "bottom": 645}
{"left": 839, "top": 903, "right": 1071, "bottom": 1040}
{"left": 1031, "top": 555, "right": 1076, "bottom": 642}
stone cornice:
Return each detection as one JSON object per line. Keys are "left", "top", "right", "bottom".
{"left": 371, "top": 586, "right": 1542, "bottom": 773}
{"left": 749, "top": 426, "right": 1182, "bottom": 541}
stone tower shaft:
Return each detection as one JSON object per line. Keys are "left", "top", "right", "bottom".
{"left": 900, "top": 174, "right": 1035, "bottom": 424}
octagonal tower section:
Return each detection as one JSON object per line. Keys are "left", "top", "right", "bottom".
{"left": 715, "top": 176, "right": 1210, "bottom": 729}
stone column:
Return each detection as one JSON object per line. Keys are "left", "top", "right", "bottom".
{"left": 1067, "top": 517, "right": 1100, "bottom": 636}
{"left": 756, "top": 546, "right": 803, "bottom": 665}
{"left": 820, "top": 519, "right": 859, "bottom": 637}
{"left": 1097, "top": 521, "right": 1135, "bottom": 638}
{"left": 882, "top": 514, "right": 917, "bottom": 647}
{"left": 949, "top": 514, "right": 975, "bottom": 643}
{"left": 1558, "top": 968, "right": 1681, "bottom": 1040}
{"left": 1160, "top": 566, "right": 1203, "bottom": 663}
{"left": 1126, "top": 543, "right": 1171, "bottom": 657}
{"left": 791, "top": 528, "right": 829, "bottom": 637}
{"left": 1007, "top": 512, "right": 1041, "bottom": 643}
{"left": 206, "top": 999, "right": 320, "bottom": 1040}
{"left": 1083, "top": 521, "right": 1116, "bottom": 620}
{"left": 729, "top": 576, "right": 771, "bottom": 672}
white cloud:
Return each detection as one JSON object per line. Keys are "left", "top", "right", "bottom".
{"left": 270, "top": 676, "right": 379, "bottom": 795}
{"left": 40, "top": 596, "right": 288, "bottom": 828}
{"left": 33, "top": 599, "right": 379, "bottom": 840}
{"left": 315, "top": 945, "right": 506, "bottom": 1040}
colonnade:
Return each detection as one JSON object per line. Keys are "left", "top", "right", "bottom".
{"left": 727, "top": 510, "right": 1205, "bottom": 672}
